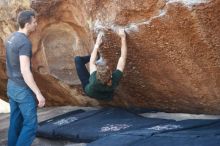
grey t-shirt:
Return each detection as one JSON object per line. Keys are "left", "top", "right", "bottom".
{"left": 5, "top": 31, "right": 32, "bottom": 87}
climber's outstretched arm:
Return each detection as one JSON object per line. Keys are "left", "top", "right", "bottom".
{"left": 89, "top": 32, "right": 103, "bottom": 74}
{"left": 116, "top": 29, "right": 127, "bottom": 72}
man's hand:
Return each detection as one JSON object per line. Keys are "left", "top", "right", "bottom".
{"left": 95, "top": 31, "right": 104, "bottom": 48}
{"left": 36, "top": 93, "right": 45, "bottom": 108}
{"left": 117, "top": 28, "right": 126, "bottom": 38}
{"left": 116, "top": 28, "right": 127, "bottom": 72}
{"left": 20, "top": 55, "right": 46, "bottom": 108}
{"left": 90, "top": 31, "right": 104, "bottom": 74}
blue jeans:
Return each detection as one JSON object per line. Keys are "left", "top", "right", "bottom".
{"left": 74, "top": 56, "right": 91, "bottom": 90}
{"left": 7, "top": 80, "right": 37, "bottom": 146}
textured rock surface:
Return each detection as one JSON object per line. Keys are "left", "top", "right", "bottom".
{"left": 0, "top": 0, "right": 220, "bottom": 114}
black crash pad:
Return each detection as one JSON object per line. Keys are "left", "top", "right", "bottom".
{"left": 88, "top": 119, "right": 220, "bottom": 146}
{"left": 37, "top": 107, "right": 220, "bottom": 146}
{"left": 37, "top": 108, "right": 171, "bottom": 142}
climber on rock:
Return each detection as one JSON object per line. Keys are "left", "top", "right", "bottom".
{"left": 74, "top": 28, "right": 127, "bottom": 100}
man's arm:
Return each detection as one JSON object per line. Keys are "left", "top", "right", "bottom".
{"left": 89, "top": 32, "right": 103, "bottom": 74}
{"left": 20, "top": 55, "right": 45, "bottom": 107}
{"left": 116, "top": 29, "right": 127, "bottom": 72}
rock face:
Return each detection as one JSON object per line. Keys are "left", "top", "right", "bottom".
{"left": 0, "top": 0, "right": 220, "bottom": 114}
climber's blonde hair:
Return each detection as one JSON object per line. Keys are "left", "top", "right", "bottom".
{"left": 96, "top": 64, "right": 112, "bottom": 86}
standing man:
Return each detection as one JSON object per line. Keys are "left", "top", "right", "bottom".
{"left": 5, "top": 10, "right": 45, "bottom": 146}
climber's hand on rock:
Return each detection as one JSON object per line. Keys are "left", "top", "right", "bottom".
{"left": 95, "top": 31, "right": 104, "bottom": 47}
{"left": 117, "top": 28, "right": 126, "bottom": 38}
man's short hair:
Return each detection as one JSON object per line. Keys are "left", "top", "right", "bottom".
{"left": 17, "top": 10, "right": 35, "bottom": 29}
